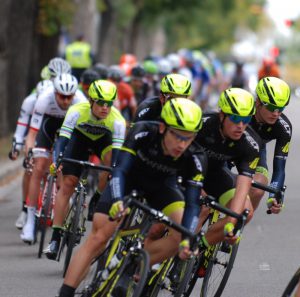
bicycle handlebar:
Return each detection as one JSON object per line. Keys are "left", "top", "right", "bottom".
{"left": 59, "top": 157, "right": 112, "bottom": 173}
{"left": 251, "top": 180, "right": 286, "bottom": 214}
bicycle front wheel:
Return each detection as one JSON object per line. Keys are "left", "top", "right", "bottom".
{"left": 282, "top": 267, "right": 300, "bottom": 297}
{"left": 96, "top": 249, "right": 150, "bottom": 297}
{"left": 200, "top": 241, "right": 239, "bottom": 297}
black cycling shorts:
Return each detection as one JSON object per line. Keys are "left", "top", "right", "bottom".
{"left": 96, "top": 175, "right": 185, "bottom": 215}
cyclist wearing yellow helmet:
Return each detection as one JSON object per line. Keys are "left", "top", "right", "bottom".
{"left": 44, "top": 80, "right": 126, "bottom": 260}
{"left": 57, "top": 98, "right": 207, "bottom": 296}
{"left": 133, "top": 73, "right": 192, "bottom": 122}
{"left": 194, "top": 88, "right": 261, "bottom": 250}
{"left": 249, "top": 77, "right": 292, "bottom": 214}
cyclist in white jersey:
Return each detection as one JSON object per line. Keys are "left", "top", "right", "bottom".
{"left": 20, "top": 73, "right": 87, "bottom": 243}
{"left": 10, "top": 80, "right": 53, "bottom": 229}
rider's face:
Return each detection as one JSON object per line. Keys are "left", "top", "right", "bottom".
{"left": 55, "top": 92, "right": 74, "bottom": 110}
{"left": 221, "top": 114, "right": 249, "bottom": 140}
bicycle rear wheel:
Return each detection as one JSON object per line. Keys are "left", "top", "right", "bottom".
{"left": 37, "top": 175, "right": 55, "bottom": 258}
{"left": 282, "top": 267, "right": 300, "bottom": 297}
{"left": 62, "top": 191, "right": 84, "bottom": 277}
{"left": 200, "top": 241, "right": 239, "bottom": 297}
{"left": 95, "top": 249, "right": 150, "bottom": 297}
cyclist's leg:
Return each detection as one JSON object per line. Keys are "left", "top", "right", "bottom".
{"left": 59, "top": 187, "right": 118, "bottom": 296}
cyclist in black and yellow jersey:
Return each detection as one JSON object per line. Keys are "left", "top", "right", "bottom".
{"left": 195, "top": 88, "right": 262, "bottom": 247}
{"left": 249, "top": 77, "right": 292, "bottom": 213}
{"left": 44, "top": 80, "right": 126, "bottom": 259}
{"left": 133, "top": 73, "right": 192, "bottom": 122}
{"left": 57, "top": 98, "right": 207, "bottom": 297}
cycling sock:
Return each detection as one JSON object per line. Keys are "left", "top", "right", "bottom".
{"left": 22, "top": 201, "right": 27, "bottom": 213}
{"left": 26, "top": 206, "right": 36, "bottom": 225}
{"left": 58, "top": 284, "right": 75, "bottom": 297}
{"left": 51, "top": 226, "right": 63, "bottom": 242}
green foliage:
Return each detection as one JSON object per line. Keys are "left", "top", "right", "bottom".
{"left": 36, "top": 0, "right": 75, "bottom": 36}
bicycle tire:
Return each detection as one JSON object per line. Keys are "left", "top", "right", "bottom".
{"left": 282, "top": 267, "right": 300, "bottom": 297}
{"left": 37, "top": 175, "right": 55, "bottom": 258}
{"left": 200, "top": 241, "right": 239, "bottom": 297}
{"left": 95, "top": 249, "right": 150, "bottom": 297}
{"left": 63, "top": 190, "right": 84, "bottom": 277}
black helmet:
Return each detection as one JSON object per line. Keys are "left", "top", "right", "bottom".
{"left": 92, "top": 63, "right": 108, "bottom": 79}
{"left": 131, "top": 65, "right": 145, "bottom": 79}
{"left": 108, "top": 65, "right": 124, "bottom": 83}
{"left": 80, "top": 69, "right": 100, "bottom": 85}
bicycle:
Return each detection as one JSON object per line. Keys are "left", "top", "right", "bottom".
{"left": 181, "top": 180, "right": 286, "bottom": 297}
{"left": 56, "top": 158, "right": 112, "bottom": 277}
{"left": 76, "top": 191, "right": 199, "bottom": 297}
{"left": 144, "top": 195, "right": 248, "bottom": 297}
{"left": 282, "top": 267, "right": 300, "bottom": 297}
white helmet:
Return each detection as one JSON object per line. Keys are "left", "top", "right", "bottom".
{"left": 167, "top": 53, "right": 181, "bottom": 70}
{"left": 157, "top": 58, "right": 172, "bottom": 75}
{"left": 48, "top": 57, "right": 71, "bottom": 78}
{"left": 54, "top": 73, "right": 78, "bottom": 95}
{"left": 36, "top": 80, "right": 53, "bottom": 96}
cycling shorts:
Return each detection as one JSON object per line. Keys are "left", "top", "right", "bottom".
{"left": 96, "top": 175, "right": 185, "bottom": 216}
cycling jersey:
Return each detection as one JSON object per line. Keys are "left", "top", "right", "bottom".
{"left": 56, "top": 102, "right": 126, "bottom": 166}
{"left": 13, "top": 93, "right": 37, "bottom": 149}
{"left": 30, "top": 88, "right": 86, "bottom": 131}
{"left": 97, "top": 121, "right": 208, "bottom": 232}
{"left": 133, "top": 96, "right": 161, "bottom": 122}
{"left": 250, "top": 113, "right": 292, "bottom": 191}
{"left": 195, "top": 113, "right": 262, "bottom": 203}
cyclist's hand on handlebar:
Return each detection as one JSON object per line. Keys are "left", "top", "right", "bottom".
{"left": 8, "top": 149, "right": 19, "bottom": 161}
{"left": 109, "top": 200, "right": 129, "bottom": 220}
{"left": 49, "top": 163, "right": 58, "bottom": 176}
{"left": 178, "top": 239, "right": 198, "bottom": 260}
{"left": 266, "top": 197, "right": 284, "bottom": 214}
{"left": 224, "top": 222, "right": 240, "bottom": 245}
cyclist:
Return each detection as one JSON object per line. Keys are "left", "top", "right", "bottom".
{"left": 133, "top": 73, "right": 192, "bottom": 122}
{"left": 44, "top": 80, "right": 126, "bottom": 259}
{"left": 249, "top": 77, "right": 292, "bottom": 213}
{"left": 20, "top": 74, "right": 86, "bottom": 243}
{"left": 258, "top": 56, "right": 280, "bottom": 81}
{"left": 195, "top": 88, "right": 261, "bottom": 249}
{"left": 79, "top": 68, "right": 100, "bottom": 97}
{"left": 57, "top": 98, "right": 206, "bottom": 297}
{"left": 48, "top": 57, "right": 72, "bottom": 80}
{"left": 9, "top": 79, "right": 53, "bottom": 229}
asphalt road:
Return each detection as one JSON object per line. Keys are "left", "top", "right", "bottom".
{"left": 1, "top": 96, "right": 300, "bottom": 297}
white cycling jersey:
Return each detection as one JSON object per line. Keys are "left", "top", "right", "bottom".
{"left": 30, "top": 88, "right": 87, "bottom": 131}
{"left": 13, "top": 93, "right": 37, "bottom": 149}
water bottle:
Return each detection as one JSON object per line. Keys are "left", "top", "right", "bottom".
{"left": 101, "top": 253, "right": 122, "bottom": 281}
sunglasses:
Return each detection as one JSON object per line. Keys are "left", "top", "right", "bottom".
{"left": 95, "top": 99, "right": 113, "bottom": 107}
{"left": 168, "top": 128, "right": 195, "bottom": 142}
{"left": 228, "top": 114, "right": 252, "bottom": 125}
{"left": 261, "top": 102, "right": 285, "bottom": 112}
{"left": 57, "top": 93, "right": 74, "bottom": 100}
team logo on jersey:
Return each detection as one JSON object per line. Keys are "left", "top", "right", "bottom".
{"left": 192, "top": 174, "right": 204, "bottom": 182}
{"left": 192, "top": 155, "right": 203, "bottom": 172}
{"left": 138, "top": 108, "right": 150, "bottom": 118}
{"left": 134, "top": 131, "right": 149, "bottom": 140}
{"left": 244, "top": 131, "right": 259, "bottom": 152}
{"left": 282, "top": 142, "right": 290, "bottom": 153}
{"left": 249, "top": 157, "right": 259, "bottom": 169}
{"left": 279, "top": 118, "right": 291, "bottom": 136}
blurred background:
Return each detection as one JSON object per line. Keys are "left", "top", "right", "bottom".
{"left": 0, "top": 0, "right": 300, "bottom": 139}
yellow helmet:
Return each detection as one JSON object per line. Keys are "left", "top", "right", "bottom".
{"left": 161, "top": 98, "right": 202, "bottom": 132}
{"left": 218, "top": 88, "right": 255, "bottom": 116}
{"left": 88, "top": 80, "right": 117, "bottom": 102}
{"left": 256, "top": 77, "right": 290, "bottom": 108}
{"left": 160, "top": 74, "right": 192, "bottom": 96}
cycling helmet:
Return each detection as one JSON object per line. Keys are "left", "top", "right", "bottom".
{"left": 108, "top": 65, "right": 125, "bottom": 82}
{"left": 40, "top": 66, "right": 51, "bottom": 80}
{"left": 119, "top": 53, "right": 137, "bottom": 65}
{"left": 167, "top": 53, "right": 182, "bottom": 70}
{"left": 36, "top": 80, "right": 53, "bottom": 96}
{"left": 256, "top": 76, "right": 290, "bottom": 107}
{"left": 143, "top": 60, "right": 158, "bottom": 74}
{"left": 218, "top": 88, "right": 255, "bottom": 116}
{"left": 160, "top": 74, "right": 192, "bottom": 96}
{"left": 48, "top": 57, "right": 71, "bottom": 77}
{"left": 88, "top": 80, "right": 117, "bottom": 102}
{"left": 161, "top": 98, "right": 202, "bottom": 132}
{"left": 80, "top": 69, "right": 100, "bottom": 85}
{"left": 131, "top": 65, "right": 146, "bottom": 79}
{"left": 157, "top": 58, "right": 172, "bottom": 75}
{"left": 92, "top": 63, "right": 108, "bottom": 79}
{"left": 54, "top": 73, "right": 78, "bottom": 95}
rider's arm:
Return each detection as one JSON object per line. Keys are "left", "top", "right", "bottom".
{"left": 111, "top": 118, "right": 126, "bottom": 167}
